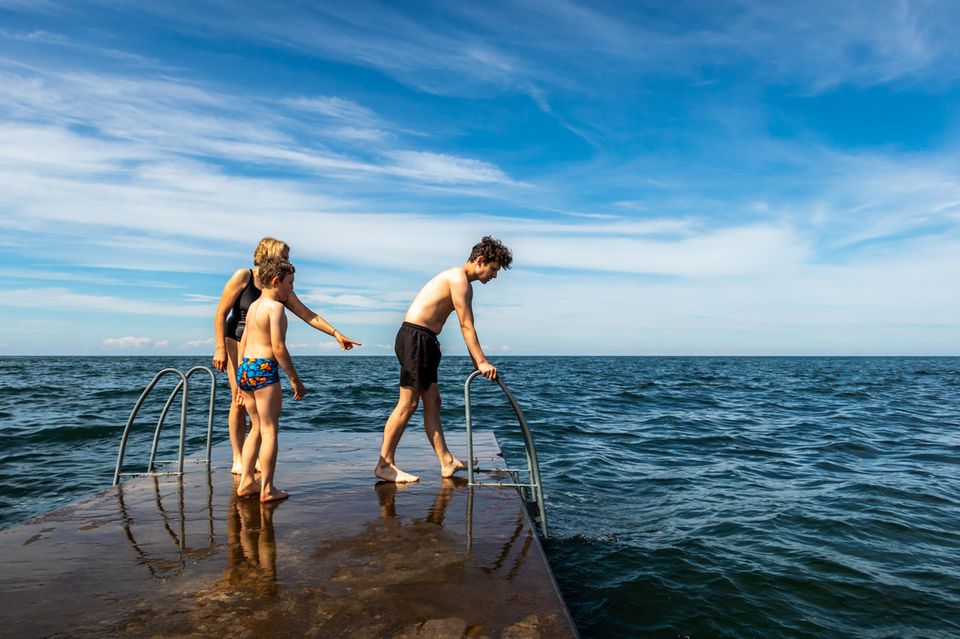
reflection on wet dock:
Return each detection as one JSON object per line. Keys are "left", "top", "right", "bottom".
{"left": 0, "top": 432, "right": 577, "bottom": 638}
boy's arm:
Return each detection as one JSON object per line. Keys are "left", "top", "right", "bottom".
{"left": 284, "top": 291, "right": 363, "bottom": 350}
{"left": 451, "top": 276, "right": 497, "bottom": 380}
{"left": 212, "top": 269, "right": 249, "bottom": 371}
{"left": 270, "top": 305, "right": 306, "bottom": 400}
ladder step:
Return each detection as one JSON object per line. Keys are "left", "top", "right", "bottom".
{"left": 469, "top": 481, "right": 539, "bottom": 489}
{"left": 119, "top": 471, "right": 182, "bottom": 477}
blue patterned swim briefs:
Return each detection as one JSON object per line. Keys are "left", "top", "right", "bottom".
{"left": 237, "top": 357, "right": 280, "bottom": 391}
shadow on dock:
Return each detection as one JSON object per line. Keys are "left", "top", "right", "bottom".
{"left": 0, "top": 432, "right": 576, "bottom": 638}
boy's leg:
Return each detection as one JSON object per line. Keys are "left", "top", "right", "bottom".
{"left": 225, "top": 338, "right": 249, "bottom": 474}
{"left": 254, "top": 382, "right": 287, "bottom": 503}
{"left": 375, "top": 386, "right": 422, "bottom": 483}
{"left": 421, "top": 383, "right": 466, "bottom": 477}
{"left": 236, "top": 389, "right": 261, "bottom": 497}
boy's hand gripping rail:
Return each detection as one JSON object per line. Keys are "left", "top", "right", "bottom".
{"left": 464, "top": 370, "right": 547, "bottom": 537}
{"left": 113, "top": 366, "right": 216, "bottom": 486}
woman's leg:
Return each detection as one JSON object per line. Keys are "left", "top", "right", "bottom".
{"left": 225, "top": 337, "right": 249, "bottom": 474}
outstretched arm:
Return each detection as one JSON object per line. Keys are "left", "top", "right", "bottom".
{"left": 270, "top": 307, "right": 306, "bottom": 400}
{"left": 451, "top": 277, "right": 496, "bottom": 380}
{"left": 284, "top": 291, "right": 362, "bottom": 350}
{"left": 213, "top": 269, "right": 249, "bottom": 371}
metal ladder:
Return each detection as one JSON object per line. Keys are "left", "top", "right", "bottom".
{"left": 113, "top": 366, "right": 217, "bottom": 486}
{"left": 464, "top": 370, "right": 548, "bottom": 537}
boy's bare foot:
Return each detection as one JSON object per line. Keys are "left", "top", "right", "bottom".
{"left": 236, "top": 476, "right": 259, "bottom": 498}
{"left": 441, "top": 456, "right": 479, "bottom": 478}
{"left": 375, "top": 460, "right": 420, "bottom": 483}
{"left": 261, "top": 488, "right": 289, "bottom": 503}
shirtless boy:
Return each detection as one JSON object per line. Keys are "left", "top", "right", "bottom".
{"left": 375, "top": 236, "right": 513, "bottom": 483}
{"left": 235, "top": 258, "right": 305, "bottom": 503}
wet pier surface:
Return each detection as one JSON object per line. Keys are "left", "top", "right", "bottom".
{"left": 0, "top": 432, "right": 577, "bottom": 639}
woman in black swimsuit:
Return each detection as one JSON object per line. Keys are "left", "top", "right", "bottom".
{"left": 213, "top": 237, "right": 361, "bottom": 474}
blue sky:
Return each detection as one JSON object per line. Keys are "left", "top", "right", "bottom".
{"left": 0, "top": 0, "right": 958, "bottom": 356}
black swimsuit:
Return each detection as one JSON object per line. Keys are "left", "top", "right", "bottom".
{"left": 225, "top": 269, "right": 261, "bottom": 341}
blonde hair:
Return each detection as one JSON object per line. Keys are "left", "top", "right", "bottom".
{"left": 253, "top": 237, "right": 290, "bottom": 266}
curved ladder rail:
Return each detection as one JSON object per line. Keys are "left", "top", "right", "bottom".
{"left": 147, "top": 367, "right": 217, "bottom": 472}
{"left": 464, "top": 370, "right": 547, "bottom": 537}
{"left": 113, "top": 366, "right": 217, "bottom": 486}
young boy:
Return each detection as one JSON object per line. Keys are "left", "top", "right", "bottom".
{"left": 235, "top": 257, "right": 305, "bottom": 502}
{"left": 375, "top": 236, "right": 512, "bottom": 483}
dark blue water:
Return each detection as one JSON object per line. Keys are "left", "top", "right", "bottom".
{"left": 2, "top": 356, "right": 959, "bottom": 638}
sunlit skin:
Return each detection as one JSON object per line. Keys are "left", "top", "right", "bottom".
{"left": 235, "top": 271, "right": 299, "bottom": 503}
{"left": 212, "top": 246, "right": 361, "bottom": 474}
{"left": 375, "top": 256, "right": 502, "bottom": 483}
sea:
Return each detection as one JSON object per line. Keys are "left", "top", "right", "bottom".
{"left": 1, "top": 356, "right": 958, "bottom": 638}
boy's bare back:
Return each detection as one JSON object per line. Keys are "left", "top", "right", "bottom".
{"left": 242, "top": 297, "right": 287, "bottom": 360}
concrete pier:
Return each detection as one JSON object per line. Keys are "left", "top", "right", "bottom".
{"left": 0, "top": 432, "right": 577, "bottom": 638}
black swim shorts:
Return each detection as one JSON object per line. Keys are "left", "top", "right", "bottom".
{"left": 395, "top": 321, "right": 442, "bottom": 390}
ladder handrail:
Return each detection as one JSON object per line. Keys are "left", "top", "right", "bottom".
{"left": 464, "top": 370, "right": 548, "bottom": 537}
{"left": 114, "top": 366, "right": 217, "bottom": 486}
{"left": 146, "top": 366, "right": 217, "bottom": 472}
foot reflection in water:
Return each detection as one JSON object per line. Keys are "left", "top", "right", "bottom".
{"left": 375, "top": 476, "right": 467, "bottom": 524}
{"left": 222, "top": 492, "right": 281, "bottom": 596}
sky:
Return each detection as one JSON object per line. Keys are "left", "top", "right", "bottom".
{"left": 0, "top": 0, "right": 958, "bottom": 356}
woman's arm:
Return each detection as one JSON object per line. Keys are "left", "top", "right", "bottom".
{"left": 284, "top": 291, "right": 363, "bottom": 350}
{"left": 212, "top": 268, "right": 250, "bottom": 371}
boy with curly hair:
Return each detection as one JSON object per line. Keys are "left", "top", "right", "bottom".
{"left": 375, "top": 236, "right": 513, "bottom": 483}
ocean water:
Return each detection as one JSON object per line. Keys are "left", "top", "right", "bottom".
{"left": 1, "top": 356, "right": 959, "bottom": 638}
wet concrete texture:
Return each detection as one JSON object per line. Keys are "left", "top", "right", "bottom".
{"left": 0, "top": 432, "right": 576, "bottom": 638}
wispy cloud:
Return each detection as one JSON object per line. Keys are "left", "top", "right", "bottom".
{"left": 3, "top": 288, "right": 211, "bottom": 318}
{"left": 103, "top": 336, "right": 169, "bottom": 348}
{"left": 386, "top": 151, "right": 518, "bottom": 185}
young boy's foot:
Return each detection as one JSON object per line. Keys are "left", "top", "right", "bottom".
{"left": 261, "top": 488, "right": 289, "bottom": 503}
{"left": 236, "top": 476, "right": 259, "bottom": 498}
{"left": 375, "top": 460, "right": 420, "bottom": 483}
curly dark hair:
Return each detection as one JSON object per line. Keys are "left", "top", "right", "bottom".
{"left": 468, "top": 235, "right": 513, "bottom": 269}
{"left": 259, "top": 257, "right": 295, "bottom": 287}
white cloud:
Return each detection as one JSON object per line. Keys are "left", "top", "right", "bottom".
{"left": 3, "top": 287, "right": 211, "bottom": 317}
{"left": 386, "top": 151, "right": 517, "bottom": 185}
{"left": 283, "top": 95, "right": 379, "bottom": 121}
{"left": 184, "top": 337, "right": 215, "bottom": 347}
{"left": 103, "top": 336, "right": 159, "bottom": 348}
{"left": 298, "top": 290, "right": 403, "bottom": 310}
